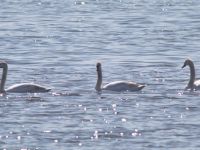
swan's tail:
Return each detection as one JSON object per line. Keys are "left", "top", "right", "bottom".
{"left": 138, "top": 84, "right": 145, "bottom": 90}
{"left": 46, "top": 88, "right": 51, "bottom": 92}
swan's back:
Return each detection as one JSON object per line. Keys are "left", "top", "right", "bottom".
{"left": 194, "top": 80, "right": 200, "bottom": 90}
{"left": 102, "top": 81, "right": 145, "bottom": 92}
{"left": 6, "top": 83, "right": 51, "bottom": 93}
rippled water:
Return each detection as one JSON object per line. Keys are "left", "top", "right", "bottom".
{"left": 0, "top": 0, "right": 200, "bottom": 149}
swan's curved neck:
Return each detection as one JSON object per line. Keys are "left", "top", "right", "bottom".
{"left": 95, "top": 67, "right": 102, "bottom": 91}
{"left": 188, "top": 61, "right": 195, "bottom": 88}
{"left": 0, "top": 63, "right": 7, "bottom": 93}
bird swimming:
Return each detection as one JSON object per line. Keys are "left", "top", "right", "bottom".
{"left": 0, "top": 61, "right": 51, "bottom": 93}
{"left": 182, "top": 59, "right": 200, "bottom": 91}
{"left": 95, "top": 62, "right": 145, "bottom": 92}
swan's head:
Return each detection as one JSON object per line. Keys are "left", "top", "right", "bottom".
{"left": 0, "top": 61, "right": 8, "bottom": 69}
{"left": 182, "top": 59, "right": 193, "bottom": 68}
{"left": 96, "top": 62, "right": 102, "bottom": 71}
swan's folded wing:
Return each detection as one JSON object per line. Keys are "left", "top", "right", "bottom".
{"left": 6, "top": 83, "right": 51, "bottom": 93}
{"left": 102, "top": 81, "right": 144, "bottom": 92}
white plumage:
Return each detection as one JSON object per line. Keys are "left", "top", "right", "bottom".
{"left": 182, "top": 59, "right": 200, "bottom": 91}
{"left": 102, "top": 81, "right": 145, "bottom": 92}
{"left": 95, "top": 62, "right": 145, "bottom": 92}
{"left": 6, "top": 83, "right": 51, "bottom": 93}
{"left": 0, "top": 61, "right": 50, "bottom": 93}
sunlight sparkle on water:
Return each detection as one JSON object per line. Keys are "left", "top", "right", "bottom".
{"left": 121, "top": 118, "right": 127, "bottom": 122}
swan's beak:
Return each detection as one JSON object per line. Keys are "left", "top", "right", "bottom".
{"left": 182, "top": 63, "right": 186, "bottom": 68}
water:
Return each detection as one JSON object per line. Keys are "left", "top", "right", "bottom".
{"left": 0, "top": 0, "right": 200, "bottom": 149}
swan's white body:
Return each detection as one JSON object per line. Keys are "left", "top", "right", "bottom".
{"left": 102, "top": 81, "right": 145, "bottom": 91}
{"left": 182, "top": 59, "right": 200, "bottom": 91}
{"left": 0, "top": 61, "right": 51, "bottom": 93}
{"left": 6, "top": 83, "right": 51, "bottom": 93}
{"left": 95, "top": 62, "right": 145, "bottom": 92}
{"left": 193, "top": 80, "right": 200, "bottom": 90}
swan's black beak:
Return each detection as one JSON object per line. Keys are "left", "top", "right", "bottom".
{"left": 182, "top": 63, "right": 186, "bottom": 68}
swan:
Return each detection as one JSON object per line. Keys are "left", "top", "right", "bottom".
{"left": 0, "top": 61, "right": 51, "bottom": 93}
{"left": 95, "top": 62, "right": 145, "bottom": 92}
{"left": 182, "top": 59, "right": 200, "bottom": 91}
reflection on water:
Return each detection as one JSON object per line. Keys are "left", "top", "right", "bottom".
{"left": 0, "top": 0, "right": 200, "bottom": 149}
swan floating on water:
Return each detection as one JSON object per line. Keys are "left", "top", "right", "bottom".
{"left": 182, "top": 59, "right": 200, "bottom": 91}
{"left": 0, "top": 61, "right": 51, "bottom": 93}
{"left": 95, "top": 62, "right": 145, "bottom": 92}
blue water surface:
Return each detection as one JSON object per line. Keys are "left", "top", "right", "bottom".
{"left": 0, "top": 0, "right": 200, "bottom": 149}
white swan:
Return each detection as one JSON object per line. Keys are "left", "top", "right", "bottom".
{"left": 95, "top": 62, "right": 145, "bottom": 92}
{"left": 182, "top": 59, "right": 200, "bottom": 91}
{"left": 0, "top": 61, "right": 51, "bottom": 93}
